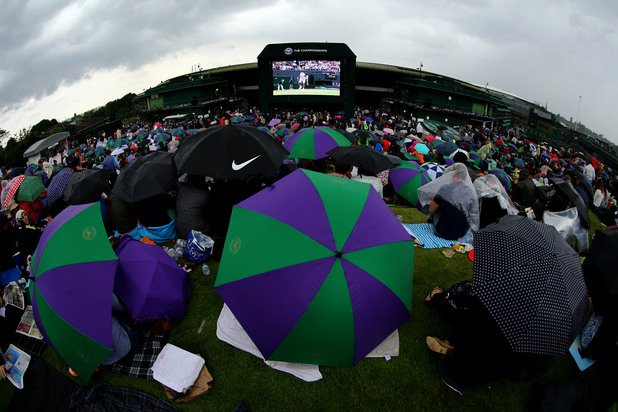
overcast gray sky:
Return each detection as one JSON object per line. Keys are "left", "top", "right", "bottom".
{"left": 1, "top": 0, "right": 616, "bottom": 143}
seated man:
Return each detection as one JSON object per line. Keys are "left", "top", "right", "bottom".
{"left": 425, "top": 282, "right": 554, "bottom": 394}
{"left": 418, "top": 164, "right": 480, "bottom": 240}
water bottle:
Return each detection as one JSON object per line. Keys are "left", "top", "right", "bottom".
{"left": 165, "top": 247, "right": 179, "bottom": 260}
{"left": 202, "top": 263, "right": 211, "bottom": 276}
{"left": 174, "top": 246, "right": 184, "bottom": 257}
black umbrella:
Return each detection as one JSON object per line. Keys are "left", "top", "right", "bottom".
{"left": 335, "top": 128, "right": 358, "bottom": 144}
{"left": 385, "top": 154, "right": 402, "bottom": 166}
{"left": 435, "top": 141, "right": 458, "bottom": 156}
{"left": 326, "top": 146, "right": 394, "bottom": 174}
{"left": 112, "top": 152, "right": 177, "bottom": 203}
{"left": 582, "top": 228, "right": 618, "bottom": 315}
{"left": 473, "top": 215, "right": 589, "bottom": 356}
{"left": 566, "top": 166, "right": 594, "bottom": 200}
{"left": 174, "top": 124, "right": 289, "bottom": 180}
{"left": 354, "top": 130, "right": 378, "bottom": 144}
{"left": 63, "top": 169, "right": 113, "bottom": 205}
{"left": 551, "top": 179, "right": 590, "bottom": 228}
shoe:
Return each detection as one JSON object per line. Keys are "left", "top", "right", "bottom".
{"left": 424, "top": 287, "right": 443, "bottom": 302}
{"left": 426, "top": 336, "right": 455, "bottom": 354}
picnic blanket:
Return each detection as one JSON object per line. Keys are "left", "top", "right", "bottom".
{"left": 403, "top": 223, "right": 473, "bottom": 249}
{"left": 111, "top": 331, "right": 165, "bottom": 379}
{"left": 216, "top": 304, "right": 399, "bottom": 382}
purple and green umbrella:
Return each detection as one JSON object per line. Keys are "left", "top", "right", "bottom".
{"left": 135, "top": 131, "right": 149, "bottom": 141}
{"left": 389, "top": 161, "right": 432, "bottom": 206}
{"left": 284, "top": 127, "right": 351, "bottom": 160}
{"left": 29, "top": 203, "right": 118, "bottom": 382}
{"left": 215, "top": 169, "right": 414, "bottom": 366}
{"left": 230, "top": 116, "right": 245, "bottom": 124}
{"left": 275, "top": 127, "right": 293, "bottom": 140}
{"left": 154, "top": 132, "right": 171, "bottom": 143}
{"left": 513, "top": 158, "right": 526, "bottom": 169}
{"left": 172, "top": 127, "right": 186, "bottom": 137}
{"left": 257, "top": 126, "right": 271, "bottom": 135}
{"left": 467, "top": 151, "right": 482, "bottom": 170}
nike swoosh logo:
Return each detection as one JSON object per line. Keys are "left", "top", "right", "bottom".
{"left": 232, "top": 155, "right": 261, "bottom": 171}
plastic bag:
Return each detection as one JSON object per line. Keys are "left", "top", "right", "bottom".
{"left": 183, "top": 230, "right": 215, "bottom": 263}
{"left": 543, "top": 207, "right": 589, "bottom": 253}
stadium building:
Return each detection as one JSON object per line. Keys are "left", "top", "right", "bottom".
{"left": 137, "top": 43, "right": 512, "bottom": 127}
{"left": 136, "top": 42, "right": 617, "bottom": 164}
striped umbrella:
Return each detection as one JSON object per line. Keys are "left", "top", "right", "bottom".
{"left": 230, "top": 116, "right": 245, "bottom": 124}
{"left": 2, "top": 175, "right": 26, "bottom": 209}
{"left": 389, "top": 161, "right": 432, "bottom": 205}
{"left": 16, "top": 176, "right": 46, "bottom": 202}
{"left": 284, "top": 127, "right": 351, "bottom": 160}
{"left": 30, "top": 203, "right": 118, "bottom": 382}
{"left": 215, "top": 169, "right": 414, "bottom": 366}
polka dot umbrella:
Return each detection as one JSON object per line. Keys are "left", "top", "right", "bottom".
{"left": 389, "top": 161, "right": 432, "bottom": 206}
{"left": 472, "top": 215, "right": 589, "bottom": 356}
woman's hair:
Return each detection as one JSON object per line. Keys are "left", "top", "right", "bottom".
{"left": 594, "top": 179, "right": 605, "bottom": 191}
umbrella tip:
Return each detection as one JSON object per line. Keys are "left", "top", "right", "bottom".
{"left": 335, "top": 251, "right": 343, "bottom": 259}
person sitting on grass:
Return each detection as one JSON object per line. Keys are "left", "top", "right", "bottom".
{"left": 418, "top": 163, "right": 480, "bottom": 240}
{"left": 68, "top": 293, "right": 143, "bottom": 378}
{"left": 351, "top": 167, "right": 383, "bottom": 198}
{"left": 329, "top": 163, "right": 352, "bottom": 179}
{"left": 424, "top": 282, "right": 554, "bottom": 395}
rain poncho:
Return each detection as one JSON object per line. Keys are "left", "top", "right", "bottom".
{"left": 418, "top": 163, "right": 480, "bottom": 233}
{"left": 473, "top": 174, "right": 519, "bottom": 216}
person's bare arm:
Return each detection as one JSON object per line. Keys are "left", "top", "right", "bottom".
{"left": 428, "top": 199, "right": 439, "bottom": 215}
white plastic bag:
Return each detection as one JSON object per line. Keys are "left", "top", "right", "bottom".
{"left": 543, "top": 207, "right": 589, "bottom": 253}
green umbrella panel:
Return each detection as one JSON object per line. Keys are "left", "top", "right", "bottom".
{"left": 16, "top": 175, "right": 46, "bottom": 202}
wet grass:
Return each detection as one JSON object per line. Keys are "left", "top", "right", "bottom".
{"left": 0, "top": 207, "right": 607, "bottom": 411}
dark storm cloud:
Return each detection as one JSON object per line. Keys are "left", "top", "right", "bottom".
{"left": 0, "top": 0, "right": 265, "bottom": 113}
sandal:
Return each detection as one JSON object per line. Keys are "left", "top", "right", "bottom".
{"left": 424, "top": 287, "right": 443, "bottom": 302}
{"left": 426, "top": 336, "right": 455, "bottom": 354}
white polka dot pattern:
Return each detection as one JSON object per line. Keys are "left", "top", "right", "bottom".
{"left": 472, "top": 215, "right": 589, "bottom": 356}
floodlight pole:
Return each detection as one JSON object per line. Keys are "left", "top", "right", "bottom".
{"left": 575, "top": 96, "right": 582, "bottom": 130}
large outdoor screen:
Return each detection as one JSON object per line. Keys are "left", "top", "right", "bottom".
{"left": 272, "top": 60, "right": 341, "bottom": 96}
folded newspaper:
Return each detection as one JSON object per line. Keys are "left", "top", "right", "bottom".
{"left": 2, "top": 282, "right": 25, "bottom": 310}
{"left": 16, "top": 305, "right": 43, "bottom": 340}
{"left": 151, "top": 344, "right": 205, "bottom": 393}
{"left": 3, "top": 344, "right": 31, "bottom": 389}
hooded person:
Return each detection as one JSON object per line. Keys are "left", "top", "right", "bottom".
{"left": 474, "top": 174, "right": 519, "bottom": 229}
{"left": 418, "top": 163, "right": 480, "bottom": 240}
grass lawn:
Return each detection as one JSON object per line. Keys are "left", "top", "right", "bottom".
{"left": 0, "top": 206, "right": 609, "bottom": 411}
